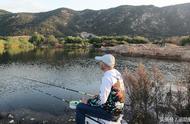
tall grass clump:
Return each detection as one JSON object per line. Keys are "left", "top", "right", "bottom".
{"left": 123, "top": 64, "right": 190, "bottom": 124}
{"left": 123, "top": 64, "right": 164, "bottom": 124}
{"left": 122, "top": 64, "right": 190, "bottom": 124}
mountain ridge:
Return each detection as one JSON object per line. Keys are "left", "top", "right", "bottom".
{"left": 0, "top": 3, "right": 190, "bottom": 38}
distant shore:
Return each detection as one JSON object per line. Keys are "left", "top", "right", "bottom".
{"left": 98, "top": 44, "right": 190, "bottom": 62}
{"left": 1, "top": 34, "right": 190, "bottom": 61}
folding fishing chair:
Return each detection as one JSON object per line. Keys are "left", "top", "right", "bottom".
{"left": 85, "top": 114, "right": 127, "bottom": 124}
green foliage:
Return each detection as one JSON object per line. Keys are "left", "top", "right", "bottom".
{"left": 114, "top": 36, "right": 132, "bottom": 42}
{"left": 63, "top": 36, "right": 90, "bottom": 48}
{"left": 0, "top": 39, "right": 5, "bottom": 48}
{"left": 0, "top": 39, "right": 5, "bottom": 54}
{"left": 6, "top": 38, "right": 20, "bottom": 48}
{"left": 180, "top": 36, "right": 190, "bottom": 46}
{"left": 64, "top": 36, "right": 83, "bottom": 44}
{"left": 0, "top": 35, "right": 150, "bottom": 49}
{"left": 29, "top": 34, "right": 62, "bottom": 47}
{"left": 29, "top": 33, "right": 45, "bottom": 46}
{"left": 18, "top": 37, "right": 34, "bottom": 48}
{"left": 87, "top": 35, "right": 151, "bottom": 48}
{"left": 100, "top": 36, "right": 131, "bottom": 42}
{"left": 0, "top": 36, "right": 34, "bottom": 55}
{"left": 88, "top": 37, "right": 102, "bottom": 44}
{"left": 46, "top": 35, "right": 58, "bottom": 46}
{"left": 5, "top": 36, "right": 34, "bottom": 49}
{"left": 128, "top": 36, "right": 150, "bottom": 44}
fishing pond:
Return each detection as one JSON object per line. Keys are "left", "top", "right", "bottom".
{"left": 0, "top": 48, "right": 188, "bottom": 122}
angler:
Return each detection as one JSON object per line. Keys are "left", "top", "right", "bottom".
{"left": 76, "top": 54, "right": 126, "bottom": 124}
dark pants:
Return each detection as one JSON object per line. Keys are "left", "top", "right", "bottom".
{"left": 76, "top": 103, "right": 119, "bottom": 124}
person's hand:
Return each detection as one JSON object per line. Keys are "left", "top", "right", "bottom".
{"left": 81, "top": 97, "right": 87, "bottom": 104}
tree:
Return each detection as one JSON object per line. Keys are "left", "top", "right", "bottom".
{"left": 46, "top": 35, "right": 58, "bottom": 46}
{"left": 29, "top": 32, "right": 45, "bottom": 46}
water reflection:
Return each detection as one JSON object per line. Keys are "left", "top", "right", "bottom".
{"left": 7, "top": 48, "right": 33, "bottom": 56}
{"left": 0, "top": 48, "right": 4, "bottom": 55}
{"left": 0, "top": 48, "right": 94, "bottom": 64}
{"left": 0, "top": 48, "right": 102, "bottom": 117}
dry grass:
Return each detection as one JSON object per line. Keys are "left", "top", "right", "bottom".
{"left": 100, "top": 43, "right": 190, "bottom": 61}
{"left": 122, "top": 64, "right": 165, "bottom": 124}
{"left": 122, "top": 64, "right": 189, "bottom": 124}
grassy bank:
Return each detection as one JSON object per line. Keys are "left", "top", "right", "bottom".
{"left": 99, "top": 44, "right": 190, "bottom": 62}
{"left": 28, "top": 33, "right": 151, "bottom": 48}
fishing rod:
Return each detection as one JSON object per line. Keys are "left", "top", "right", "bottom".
{"left": 32, "top": 87, "right": 82, "bottom": 110}
{"left": 33, "top": 88, "right": 102, "bottom": 124}
{"left": 1, "top": 77, "right": 103, "bottom": 124}
{"left": 33, "top": 88, "right": 70, "bottom": 103}
{"left": 9, "top": 76, "right": 118, "bottom": 124}
{"left": 13, "top": 76, "right": 94, "bottom": 97}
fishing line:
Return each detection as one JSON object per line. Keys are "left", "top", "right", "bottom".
{"left": 33, "top": 88, "right": 70, "bottom": 103}
{"left": 13, "top": 76, "right": 94, "bottom": 97}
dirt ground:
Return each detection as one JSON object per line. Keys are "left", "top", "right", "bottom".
{"left": 0, "top": 108, "right": 76, "bottom": 124}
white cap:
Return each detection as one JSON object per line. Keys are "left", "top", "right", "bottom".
{"left": 95, "top": 54, "right": 115, "bottom": 67}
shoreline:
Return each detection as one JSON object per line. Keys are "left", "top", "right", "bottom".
{"left": 98, "top": 44, "right": 190, "bottom": 62}
{"left": 0, "top": 109, "right": 75, "bottom": 124}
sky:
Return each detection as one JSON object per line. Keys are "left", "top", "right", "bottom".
{"left": 0, "top": 0, "right": 190, "bottom": 13}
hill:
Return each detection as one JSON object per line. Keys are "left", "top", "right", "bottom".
{"left": 0, "top": 3, "right": 190, "bottom": 38}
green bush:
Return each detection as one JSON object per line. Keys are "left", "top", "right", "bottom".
{"left": 114, "top": 36, "right": 131, "bottom": 42}
{"left": 46, "top": 35, "right": 58, "bottom": 46}
{"left": 101, "top": 36, "right": 131, "bottom": 42}
{"left": 0, "top": 40, "right": 5, "bottom": 54}
{"left": 88, "top": 37, "right": 102, "bottom": 44}
{"left": 180, "top": 36, "right": 190, "bottom": 46}
{"left": 0, "top": 40, "right": 5, "bottom": 48}
{"left": 18, "top": 37, "right": 34, "bottom": 48}
{"left": 101, "top": 36, "right": 115, "bottom": 41}
{"left": 29, "top": 33, "right": 45, "bottom": 46}
{"left": 64, "top": 36, "right": 83, "bottom": 44}
{"left": 6, "top": 37, "right": 20, "bottom": 48}
{"left": 128, "top": 36, "right": 149, "bottom": 44}
{"left": 5, "top": 37, "right": 34, "bottom": 49}
{"left": 64, "top": 36, "right": 90, "bottom": 48}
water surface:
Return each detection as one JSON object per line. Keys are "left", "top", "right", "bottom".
{"left": 0, "top": 48, "right": 188, "bottom": 119}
